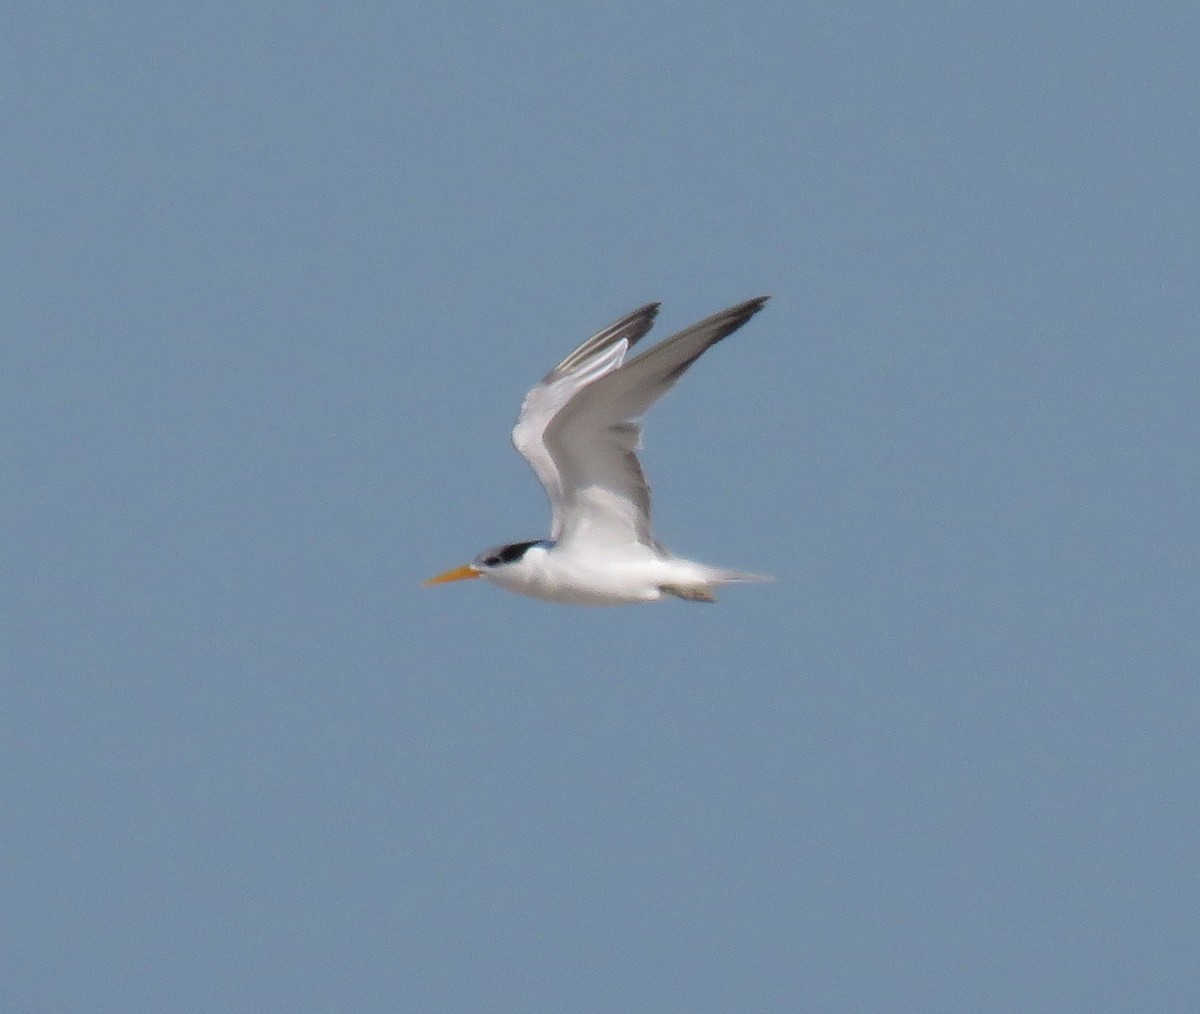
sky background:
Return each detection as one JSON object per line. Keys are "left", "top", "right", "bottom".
{"left": 4, "top": 3, "right": 1198, "bottom": 1011}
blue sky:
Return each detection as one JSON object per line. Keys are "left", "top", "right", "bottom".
{"left": 5, "top": 3, "right": 1198, "bottom": 1011}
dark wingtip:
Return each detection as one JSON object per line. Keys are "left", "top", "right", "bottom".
{"left": 736, "top": 295, "right": 771, "bottom": 314}
{"left": 717, "top": 295, "right": 771, "bottom": 323}
{"left": 547, "top": 301, "right": 664, "bottom": 379}
{"left": 652, "top": 296, "right": 771, "bottom": 382}
{"left": 626, "top": 302, "right": 662, "bottom": 344}
{"left": 706, "top": 295, "right": 772, "bottom": 343}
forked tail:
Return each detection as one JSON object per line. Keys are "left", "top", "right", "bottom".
{"left": 660, "top": 568, "right": 773, "bottom": 603}
{"left": 708, "top": 567, "right": 774, "bottom": 584}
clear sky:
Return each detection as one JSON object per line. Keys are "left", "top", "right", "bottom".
{"left": 5, "top": 3, "right": 1198, "bottom": 1011}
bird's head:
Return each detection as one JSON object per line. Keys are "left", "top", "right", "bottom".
{"left": 424, "top": 540, "right": 546, "bottom": 587}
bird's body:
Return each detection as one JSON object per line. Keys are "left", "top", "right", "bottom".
{"left": 426, "top": 297, "right": 771, "bottom": 605}
{"left": 473, "top": 539, "right": 751, "bottom": 606}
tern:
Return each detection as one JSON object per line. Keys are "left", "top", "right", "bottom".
{"left": 425, "top": 297, "right": 772, "bottom": 605}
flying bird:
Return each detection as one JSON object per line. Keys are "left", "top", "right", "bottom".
{"left": 425, "top": 297, "right": 772, "bottom": 605}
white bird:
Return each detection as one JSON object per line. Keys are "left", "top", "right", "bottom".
{"left": 425, "top": 297, "right": 772, "bottom": 605}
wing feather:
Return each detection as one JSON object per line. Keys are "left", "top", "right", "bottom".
{"left": 545, "top": 297, "right": 769, "bottom": 549}
{"left": 511, "top": 303, "right": 660, "bottom": 538}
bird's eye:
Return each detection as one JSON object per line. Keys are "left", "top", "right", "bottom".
{"left": 484, "top": 556, "right": 501, "bottom": 567}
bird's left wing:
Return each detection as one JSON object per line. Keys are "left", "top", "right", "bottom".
{"left": 512, "top": 303, "right": 660, "bottom": 539}
{"left": 544, "top": 297, "right": 769, "bottom": 549}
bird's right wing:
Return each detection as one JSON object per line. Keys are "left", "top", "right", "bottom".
{"left": 512, "top": 303, "right": 660, "bottom": 539}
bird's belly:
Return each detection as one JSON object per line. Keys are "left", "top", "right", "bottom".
{"left": 499, "top": 554, "right": 666, "bottom": 605}
{"left": 521, "top": 573, "right": 660, "bottom": 606}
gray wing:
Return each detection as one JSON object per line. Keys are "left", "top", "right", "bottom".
{"left": 512, "top": 303, "right": 660, "bottom": 539}
{"left": 543, "top": 297, "right": 770, "bottom": 549}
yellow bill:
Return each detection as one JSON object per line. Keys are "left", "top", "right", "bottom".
{"left": 423, "top": 564, "right": 481, "bottom": 586}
